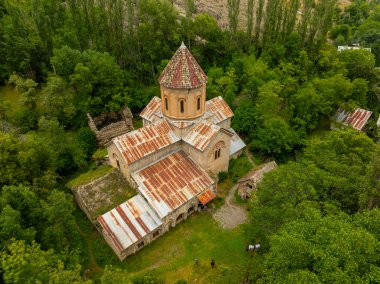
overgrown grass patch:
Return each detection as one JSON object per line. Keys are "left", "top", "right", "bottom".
{"left": 92, "top": 147, "right": 108, "bottom": 159}
{"left": 228, "top": 154, "right": 254, "bottom": 183}
{"left": 66, "top": 165, "right": 114, "bottom": 188}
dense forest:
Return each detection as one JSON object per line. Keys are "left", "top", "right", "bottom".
{"left": 0, "top": 0, "right": 379, "bottom": 283}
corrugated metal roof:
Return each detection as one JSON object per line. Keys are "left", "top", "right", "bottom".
{"left": 113, "top": 119, "right": 180, "bottom": 164}
{"left": 206, "top": 96, "right": 234, "bottom": 124}
{"left": 133, "top": 150, "right": 215, "bottom": 218}
{"left": 239, "top": 161, "right": 278, "bottom": 183}
{"left": 182, "top": 121, "right": 220, "bottom": 151}
{"left": 97, "top": 195, "right": 162, "bottom": 254}
{"left": 198, "top": 189, "right": 216, "bottom": 205}
{"left": 140, "top": 97, "right": 161, "bottom": 122}
{"left": 229, "top": 128, "right": 246, "bottom": 156}
{"left": 336, "top": 108, "right": 373, "bottom": 131}
{"left": 159, "top": 42, "right": 208, "bottom": 89}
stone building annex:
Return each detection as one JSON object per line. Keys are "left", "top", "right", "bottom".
{"left": 97, "top": 43, "right": 246, "bottom": 260}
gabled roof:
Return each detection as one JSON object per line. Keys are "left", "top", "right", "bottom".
{"left": 159, "top": 42, "right": 208, "bottom": 89}
{"left": 132, "top": 150, "right": 215, "bottom": 218}
{"left": 97, "top": 195, "right": 162, "bottom": 254}
{"left": 140, "top": 97, "right": 161, "bottom": 122}
{"left": 206, "top": 96, "right": 234, "bottom": 124}
{"left": 336, "top": 108, "right": 373, "bottom": 131}
{"left": 182, "top": 121, "right": 221, "bottom": 151}
{"left": 113, "top": 120, "right": 180, "bottom": 164}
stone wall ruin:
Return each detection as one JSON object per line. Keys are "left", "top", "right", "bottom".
{"left": 87, "top": 107, "right": 133, "bottom": 146}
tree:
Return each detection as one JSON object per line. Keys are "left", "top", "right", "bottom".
{"left": 40, "top": 75, "right": 77, "bottom": 127}
{"left": 251, "top": 118, "right": 302, "bottom": 159}
{"left": 1, "top": 240, "right": 89, "bottom": 284}
{"left": 41, "top": 190, "right": 78, "bottom": 252}
{"left": 227, "top": 0, "right": 240, "bottom": 34}
{"left": 8, "top": 74, "right": 40, "bottom": 131}
{"left": 258, "top": 206, "right": 380, "bottom": 283}
{"left": 338, "top": 49, "right": 376, "bottom": 80}
{"left": 0, "top": 205, "right": 36, "bottom": 248}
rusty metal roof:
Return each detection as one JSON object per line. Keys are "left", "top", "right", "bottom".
{"left": 182, "top": 121, "right": 221, "bottom": 151}
{"left": 206, "top": 96, "right": 234, "bottom": 124}
{"left": 97, "top": 195, "right": 162, "bottom": 254}
{"left": 140, "top": 97, "right": 161, "bottom": 122}
{"left": 336, "top": 108, "right": 373, "bottom": 131}
{"left": 198, "top": 189, "right": 216, "bottom": 205}
{"left": 132, "top": 150, "right": 215, "bottom": 218}
{"left": 113, "top": 119, "right": 180, "bottom": 164}
{"left": 159, "top": 42, "right": 208, "bottom": 89}
{"left": 239, "top": 161, "right": 278, "bottom": 183}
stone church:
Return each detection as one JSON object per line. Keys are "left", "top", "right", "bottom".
{"left": 97, "top": 43, "right": 245, "bottom": 260}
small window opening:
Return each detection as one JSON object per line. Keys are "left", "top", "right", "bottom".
{"left": 116, "top": 159, "right": 120, "bottom": 169}
{"left": 153, "top": 231, "right": 160, "bottom": 238}
{"left": 137, "top": 241, "right": 145, "bottom": 249}
{"left": 176, "top": 213, "right": 184, "bottom": 222}
{"left": 180, "top": 100, "right": 185, "bottom": 113}
{"left": 214, "top": 149, "right": 221, "bottom": 160}
{"left": 197, "top": 97, "right": 201, "bottom": 110}
{"left": 165, "top": 97, "right": 168, "bottom": 110}
{"left": 188, "top": 206, "right": 194, "bottom": 214}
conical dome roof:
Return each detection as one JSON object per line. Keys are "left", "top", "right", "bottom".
{"left": 159, "top": 42, "right": 208, "bottom": 89}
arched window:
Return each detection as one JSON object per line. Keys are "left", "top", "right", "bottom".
{"left": 180, "top": 100, "right": 185, "bottom": 113}
{"left": 197, "top": 97, "right": 201, "bottom": 110}
{"left": 210, "top": 141, "right": 225, "bottom": 160}
{"left": 165, "top": 97, "right": 168, "bottom": 110}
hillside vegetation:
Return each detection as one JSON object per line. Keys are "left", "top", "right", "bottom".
{"left": 0, "top": 0, "right": 379, "bottom": 283}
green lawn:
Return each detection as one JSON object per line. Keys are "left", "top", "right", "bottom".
{"left": 121, "top": 212, "right": 248, "bottom": 283}
{"left": 77, "top": 210, "right": 248, "bottom": 283}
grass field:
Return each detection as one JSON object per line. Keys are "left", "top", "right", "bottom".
{"left": 67, "top": 152, "right": 254, "bottom": 283}
{"left": 80, "top": 210, "right": 249, "bottom": 283}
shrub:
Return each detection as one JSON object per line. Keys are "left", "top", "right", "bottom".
{"left": 218, "top": 171, "right": 228, "bottom": 182}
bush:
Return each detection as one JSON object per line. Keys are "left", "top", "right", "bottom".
{"left": 218, "top": 171, "right": 228, "bottom": 182}
{"left": 93, "top": 237, "right": 119, "bottom": 266}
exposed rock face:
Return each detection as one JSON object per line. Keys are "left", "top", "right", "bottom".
{"left": 173, "top": 0, "right": 350, "bottom": 31}
{"left": 87, "top": 107, "right": 133, "bottom": 146}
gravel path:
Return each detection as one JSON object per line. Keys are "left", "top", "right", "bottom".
{"left": 212, "top": 184, "right": 248, "bottom": 229}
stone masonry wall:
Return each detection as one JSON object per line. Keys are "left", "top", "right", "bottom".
{"left": 88, "top": 107, "right": 133, "bottom": 146}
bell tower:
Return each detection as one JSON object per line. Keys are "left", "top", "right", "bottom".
{"left": 158, "top": 42, "right": 208, "bottom": 120}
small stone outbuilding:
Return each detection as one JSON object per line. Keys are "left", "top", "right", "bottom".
{"left": 238, "top": 161, "right": 278, "bottom": 200}
{"left": 87, "top": 107, "right": 133, "bottom": 146}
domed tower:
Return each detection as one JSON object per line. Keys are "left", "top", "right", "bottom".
{"left": 158, "top": 42, "right": 208, "bottom": 120}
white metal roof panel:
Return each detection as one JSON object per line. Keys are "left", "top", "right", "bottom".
{"left": 97, "top": 195, "right": 162, "bottom": 253}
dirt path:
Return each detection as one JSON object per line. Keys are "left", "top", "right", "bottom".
{"left": 212, "top": 149, "right": 256, "bottom": 229}
{"left": 212, "top": 184, "right": 248, "bottom": 229}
